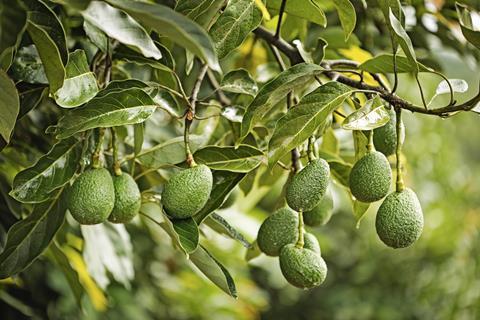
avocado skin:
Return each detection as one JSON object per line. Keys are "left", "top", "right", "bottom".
{"left": 303, "top": 232, "right": 321, "bottom": 255}
{"left": 373, "top": 109, "right": 405, "bottom": 156}
{"left": 376, "top": 188, "right": 424, "bottom": 248}
{"left": 68, "top": 168, "right": 115, "bottom": 225}
{"left": 349, "top": 151, "right": 392, "bottom": 203}
{"left": 279, "top": 244, "right": 327, "bottom": 289}
{"left": 108, "top": 173, "right": 141, "bottom": 223}
{"left": 303, "top": 191, "right": 334, "bottom": 227}
{"left": 257, "top": 208, "right": 298, "bottom": 256}
{"left": 162, "top": 164, "right": 213, "bottom": 219}
{"left": 286, "top": 159, "right": 330, "bottom": 212}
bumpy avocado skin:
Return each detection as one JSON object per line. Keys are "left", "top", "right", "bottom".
{"left": 68, "top": 168, "right": 115, "bottom": 225}
{"left": 108, "top": 173, "right": 141, "bottom": 223}
{"left": 376, "top": 188, "right": 424, "bottom": 248}
{"left": 162, "top": 164, "right": 213, "bottom": 219}
{"left": 286, "top": 159, "right": 330, "bottom": 212}
{"left": 279, "top": 244, "right": 327, "bottom": 289}
{"left": 303, "top": 191, "right": 334, "bottom": 227}
{"left": 373, "top": 109, "right": 405, "bottom": 156}
{"left": 257, "top": 208, "right": 299, "bottom": 256}
{"left": 303, "top": 232, "right": 321, "bottom": 255}
{"left": 349, "top": 151, "right": 392, "bottom": 203}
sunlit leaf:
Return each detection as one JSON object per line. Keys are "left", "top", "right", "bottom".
{"left": 435, "top": 79, "right": 468, "bottom": 95}
{"left": 194, "top": 145, "right": 263, "bottom": 172}
{"left": 342, "top": 97, "right": 390, "bottom": 131}
{"left": 220, "top": 69, "right": 258, "bottom": 96}
{"left": 267, "top": 0, "right": 326, "bottom": 26}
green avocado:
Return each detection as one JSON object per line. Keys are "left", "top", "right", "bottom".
{"left": 68, "top": 168, "right": 115, "bottom": 225}
{"left": 257, "top": 207, "right": 298, "bottom": 256}
{"left": 279, "top": 244, "right": 327, "bottom": 289}
{"left": 108, "top": 173, "right": 141, "bottom": 224}
{"left": 303, "top": 190, "right": 334, "bottom": 227}
{"left": 303, "top": 232, "right": 321, "bottom": 255}
{"left": 162, "top": 164, "right": 213, "bottom": 219}
{"left": 349, "top": 151, "right": 392, "bottom": 203}
{"left": 286, "top": 158, "right": 330, "bottom": 212}
{"left": 373, "top": 108, "right": 405, "bottom": 156}
{"left": 220, "top": 188, "right": 240, "bottom": 209}
{"left": 375, "top": 188, "right": 424, "bottom": 248}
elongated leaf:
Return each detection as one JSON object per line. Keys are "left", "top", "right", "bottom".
{"left": 54, "top": 50, "right": 99, "bottom": 108}
{"left": 194, "top": 171, "right": 245, "bottom": 224}
{"left": 353, "top": 198, "right": 370, "bottom": 228}
{"left": 210, "top": 0, "right": 262, "bottom": 59}
{"left": 0, "top": 0, "right": 27, "bottom": 67}
{"left": 0, "top": 192, "right": 66, "bottom": 279}
{"left": 18, "top": 84, "right": 48, "bottom": 119}
{"left": 330, "top": 0, "right": 356, "bottom": 40}
{"left": 220, "top": 69, "right": 258, "bottom": 96}
{"left": 175, "top": 0, "right": 224, "bottom": 28}
{"left": 194, "top": 145, "right": 263, "bottom": 172}
{"left": 189, "top": 245, "right": 237, "bottom": 297}
{"left": 268, "top": 82, "right": 355, "bottom": 168}
{"left": 98, "top": 79, "right": 148, "bottom": 96}
{"left": 50, "top": 0, "right": 91, "bottom": 10}
{"left": 456, "top": 3, "right": 480, "bottom": 50}
{"left": 240, "top": 63, "right": 324, "bottom": 140}
{"left": 0, "top": 70, "right": 20, "bottom": 142}
{"left": 83, "top": 20, "right": 108, "bottom": 53}
{"left": 171, "top": 218, "right": 199, "bottom": 253}
{"left": 359, "top": 54, "right": 430, "bottom": 74}
{"left": 10, "top": 138, "right": 82, "bottom": 203}
{"left": 23, "top": 0, "right": 68, "bottom": 92}
{"left": 435, "top": 79, "right": 468, "bottom": 95}
{"left": 388, "top": 9, "right": 418, "bottom": 73}
{"left": 54, "top": 88, "right": 157, "bottom": 139}
{"left": 113, "top": 44, "right": 172, "bottom": 72}
{"left": 106, "top": 0, "right": 220, "bottom": 71}
{"left": 207, "top": 213, "right": 252, "bottom": 248}
{"left": 10, "top": 45, "right": 48, "bottom": 84}
{"left": 82, "top": 1, "right": 162, "bottom": 59}
{"left": 245, "top": 240, "right": 261, "bottom": 261}
{"left": 376, "top": 0, "right": 402, "bottom": 50}
{"left": 342, "top": 97, "right": 390, "bottom": 131}
{"left": 267, "top": 0, "right": 326, "bottom": 26}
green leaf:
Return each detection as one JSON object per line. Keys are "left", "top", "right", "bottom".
{"left": 82, "top": 1, "right": 162, "bottom": 59}
{"left": 189, "top": 245, "right": 237, "bottom": 298}
{"left": 18, "top": 84, "right": 48, "bottom": 118}
{"left": 220, "top": 69, "right": 258, "bottom": 96}
{"left": 0, "top": 192, "right": 66, "bottom": 279}
{"left": 98, "top": 79, "right": 148, "bottom": 96}
{"left": 268, "top": 82, "right": 355, "bottom": 168}
{"left": 10, "top": 138, "right": 82, "bottom": 203}
{"left": 49, "top": 0, "right": 91, "bottom": 11}
{"left": 83, "top": 20, "right": 108, "bottom": 53}
{"left": 388, "top": 8, "right": 418, "bottom": 74}
{"left": 342, "top": 97, "right": 390, "bottom": 131}
{"left": 22, "top": 0, "right": 68, "bottom": 92}
{"left": 0, "top": 0, "right": 27, "bottom": 67}
{"left": 376, "top": 0, "right": 402, "bottom": 50}
{"left": 194, "top": 145, "right": 263, "bottom": 172}
{"left": 106, "top": 0, "right": 220, "bottom": 71}
{"left": 194, "top": 170, "right": 245, "bottom": 224}
{"left": 435, "top": 79, "right": 468, "bottom": 95}
{"left": 0, "top": 70, "right": 20, "bottom": 143}
{"left": 137, "top": 135, "right": 203, "bottom": 169}
{"left": 267, "top": 0, "right": 326, "bottom": 27}
{"left": 54, "top": 88, "right": 157, "bottom": 139}
{"left": 54, "top": 50, "right": 99, "bottom": 108}
{"left": 209, "top": 0, "right": 262, "bottom": 59}
{"left": 329, "top": 0, "right": 356, "bottom": 41}
{"left": 359, "top": 54, "right": 430, "bottom": 74}
{"left": 171, "top": 218, "right": 199, "bottom": 253}
{"left": 353, "top": 198, "right": 370, "bottom": 228}
{"left": 133, "top": 123, "right": 144, "bottom": 155}
{"left": 10, "top": 45, "right": 48, "bottom": 84}
{"left": 113, "top": 44, "right": 172, "bottom": 72}
{"left": 175, "top": 0, "right": 225, "bottom": 28}
{"left": 245, "top": 240, "right": 261, "bottom": 261}
{"left": 456, "top": 2, "right": 480, "bottom": 50}
{"left": 206, "top": 213, "right": 252, "bottom": 248}
{"left": 240, "top": 63, "right": 324, "bottom": 140}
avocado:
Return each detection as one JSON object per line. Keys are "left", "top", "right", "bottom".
{"left": 220, "top": 188, "right": 240, "bottom": 209}
{"left": 162, "top": 164, "right": 213, "bottom": 219}
{"left": 68, "top": 168, "right": 115, "bottom": 225}
{"left": 373, "top": 108, "right": 405, "bottom": 156}
{"left": 286, "top": 158, "right": 330, "bottom": 212}
{"left": 257, "top": 207, "right": 298, "bottom": 256}
{"left": 349, "top": 151, "right": 392, "bottom": 203}
{"left": 303, "top": 190, "right": 334, "bottom": 227}
{"left": 375, "top": 188, "right": 424, "bottom": 248}
{"left": 108, "top": 173, "right": 141, "bottom": 223}
{"left": 279, "top": 244, "right": 327, "bottom": 289}
{"left": 304, "top": 232, "right": 321, "bottom": 255}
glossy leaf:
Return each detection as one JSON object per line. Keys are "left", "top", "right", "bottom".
{"left": 18, "top": 83, "right": 48, "bottom": 118}
{"left": 175, "top": 0, "right": 224, "bottom": 28}
{"left": 210, "top": 0, "right": 262, "bottom": 59}
{"left": 0, "top": 192, "right": 67, "bottom": 279}
{"left": 353, "top": 199, "right": 370, "bottom": 228}
{"left": 0, "top": 0, "right": 27, "bottom": 67}
{"left": 98, "top": 79, "right": 148, "bottom": 96}
{"left": 54, "top": 88, "right": 157, "bottom": 139}
{"left": 50, "top": 0, "right": 91, "bottom": 10}
{"left": 189, "top": 245, "right": 237, "bottom": 298}
{"left": 388, "top": 9, "right": 418, "bottom": 73}
{"left": 245, "top": 240, "right": 261, "bottom": 261}
{"left": 240, "top": 63, "right": 324, "bottom": 140}
{"left": 330, "top": 0, "right": 356, "bottom": 40}
{"left": 220, "top": 69, "right": 258, "bottom": 96}
{"left": 342, "top": 97, "right": 390, "bottom": 131}
{"left": 23, "top": 0, "right": 68, "bottom": 92}
{"left": 267, "top": 0, "right": 326, "bottom": 26}
{"left": 456, "top": 3, "right": 480, "bottom": 50}
{"left": 82, "top": 1, "right": 162, "bottom": 59}
{"left": 54, "top": 50, "right": 99, "bottom": 108}
{"left": 359, "top": 54, "right": 430, "bottom": 74}
{"left": 113, "top": 44, "right": 172, "bottom": 72}
{"left": 268, "top": 82, "right": 355, "bottom": 168}
{"left": 106, "top": 0, "right": 220, "bottom": 71}
{"left": 10, "top": 138, "right": 82, "bottom": 203}
{"left": 171, "top": 218, "right": 199, "bottom": 253}
{"left": 435, "top": 79, "right": 468, "bottom": 95}
{"left": 194, "top": 145, "right": 263, "bottom": 172}
{"left": 83, "top": 20, "right": 108, "bottom": 53}
{"left": 376, "top": 0, "right": 402, "bottom": 50}
{"left": 0, "top": 70, "right": 20, "bottom": 142}
{"left": 10, "top": 45, "right": 48, "bottom": 84}
{"left": 207, "top": 213, "right": 252, "bottom": 248}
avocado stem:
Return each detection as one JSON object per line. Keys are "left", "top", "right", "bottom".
{"left": 366, "top": 130, "right": 374, "bottom": 153}
{"left": 395, "top": 108, "right": 405, "bottom": 192}
{"left": 295, "top": 209, "right": 305, "bottom": 248}
{"left": 307, "top": 136, "right": 316, "bottom": 162}
{"left": 92, "top": 128, "right": 105, "bottom": 169}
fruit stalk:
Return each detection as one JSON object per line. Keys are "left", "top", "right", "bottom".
{"left": 395, "top": 108, "right": 405, "bottom": 192}
{"left": 92, "top": 127, "right": 105, "bottom": 169}
{"left": 307, "top": 136, "right": 316, "bottom": 162}
{"left": 111, "top": 127, "right": 122, "bottom": 176}
{"left": 295, "top": 209, "right": 305, "bottom": 248}
{"left": 367, "top": 130, "right": 374, "bottom": 152}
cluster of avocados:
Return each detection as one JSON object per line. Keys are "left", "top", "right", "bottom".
{"left": 68, "top": 168, "right": 141, "bottom": 225}
{"left": 257, "top": 158, "right": 332, "bottom": 289}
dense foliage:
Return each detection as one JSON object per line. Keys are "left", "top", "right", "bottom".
{"left": 1, "top": 0, "right": 480, "bottom": 318}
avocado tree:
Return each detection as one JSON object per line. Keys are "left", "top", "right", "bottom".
{"left": 1, "top": 0, "right": 480, "bottom": 315}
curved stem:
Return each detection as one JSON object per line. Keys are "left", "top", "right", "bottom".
{"left": 395, "top": 108, "right": 405, "bottom": 192}
{"left": 415, "top": 75, "right": 428, "bottom": 110}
